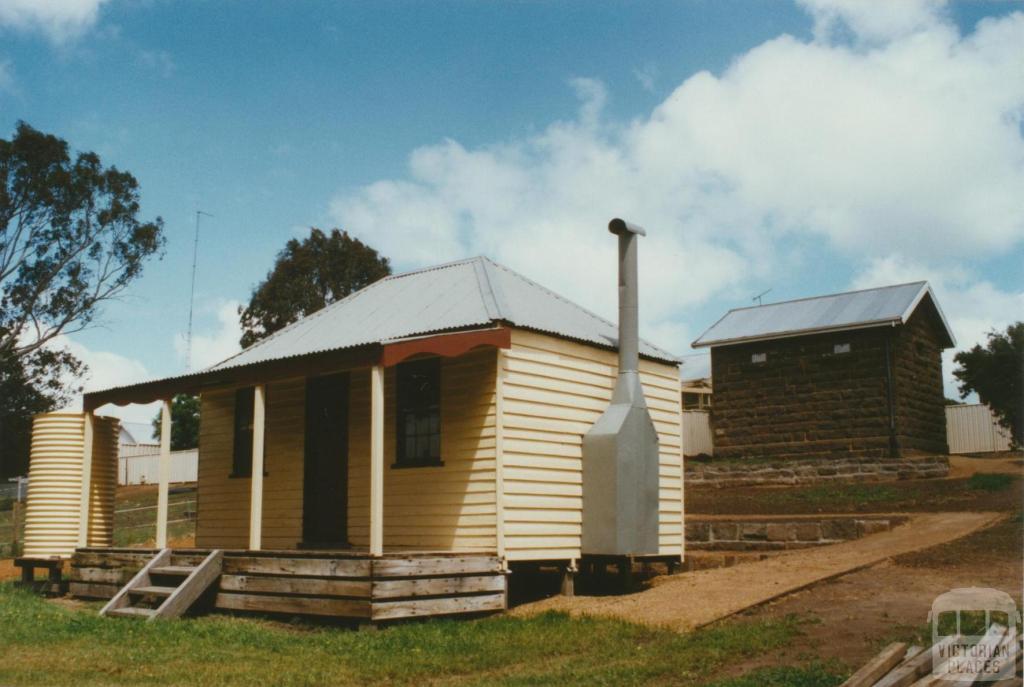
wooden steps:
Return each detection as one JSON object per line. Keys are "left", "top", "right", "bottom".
{"left": 128, "top": 585, "right": 176, "bottom": 597}
{"left": 150, "top": 565, "right": 196, "bottom": 577}
{"left": 100, "top": 549, "right": 223, "bottom": 621}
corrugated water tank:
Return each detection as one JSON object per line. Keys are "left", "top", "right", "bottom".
{"left": 23, "top": 412, "right": 120, "bottom": 558}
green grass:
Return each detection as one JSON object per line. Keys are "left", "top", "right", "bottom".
{"left": 762, "top": 483, "right": 900, "bottom": 507}
{"left": 0, "top": 583, "right": 841, "bottom": 687}
{"left": 966, "top": 473, "right": 1014, "bottom": 492}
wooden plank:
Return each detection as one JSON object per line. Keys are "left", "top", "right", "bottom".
{"left": 369, "top": 365, "right": 384, "bottom": 557}
{"left": 156, "top": 400, "right": 172, "bottom": 548}
{"left": 100, "top": 548, "right": 171, "bottom": 617}
{"left": 215, "top": 593, "right": 371, "bottom": 619}
{"left": 372, "top": 556, "right": 502, "bottom": 577}
{"left": 249, "top": 385, "right": 266, "bottom": 551}
{"left": 69, "top": 581, "right": 118, "bottom": 599}
{"left": 72, "top": 552, "right": 152, "bottom": 569}
{"left": 154, "top": 550, "right": 223, "bottom": 620}
{"left": 219, "top": 574, "right": 371, "bottom": 598}
{"left": 222, "top": 556, "right": 372, "bottom": 577}
{"left": 371, "top": 592, "right": 506, "bottom": 620}
{"left": 70, "top": 567, "right": 134, "bottom": 584}
{"left": 874, "top": 645, "right": 933, "bottom": 687}
{"left": 372, "top": 574, "right": 505, "bottom": 600}
{"left": 840, "top": 642, "right": 907, "bottom": 687}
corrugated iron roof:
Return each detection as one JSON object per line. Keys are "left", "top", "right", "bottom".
{"left": 89, "top": 256, "right": 679, "bottom": 401}
{"left": 679, "top": 353, "right": 711, "bottom": 383}
{"left": 692, "top": 281, "right": 955, "bottom": 349}
{"left": 208, "top": 256, "right": 677, "bottom": 371}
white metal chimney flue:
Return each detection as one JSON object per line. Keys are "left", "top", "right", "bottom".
{"left": 611, "top": 218, "right": 642, "bottom": 376}
{"left": 581, "top": 218, "right": 661, "bottom": 557}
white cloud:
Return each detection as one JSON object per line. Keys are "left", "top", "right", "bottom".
{"left": 851, "top": 255, "right": 1024, "bottom": 400}
{"left": 173, "top": 300, "right": 243, "bottom": 370}
{"left": 330, "top": 6, "right": 1024, "bottom": 355}
{"left": 799, "top": 0, "right": 947, "bottom": 43}
{"left": 0, "top": 0, "right": 109, "bottom": 44}
{"left": 43, "top": 335, "right": 160, "bottom": 423}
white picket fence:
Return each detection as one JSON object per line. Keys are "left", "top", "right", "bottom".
{"left": 945, "top": 404, "right": 1013, "bottom": 454}
{"left": 682, "top": 410, "right": 714, "bottom": 457}
{"left": 118, "top": 449, "right": 198, "bottom": 486}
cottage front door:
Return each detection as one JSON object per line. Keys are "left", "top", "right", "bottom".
{"left": 303, "top": 373, "right": 350, "bottom": 545}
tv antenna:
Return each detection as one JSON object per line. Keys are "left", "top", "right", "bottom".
{"left": 752, "top": 288, "right": 772, "bottom": 306}
{"left": 185, "top": 210, "right": 213, "bottom": 371}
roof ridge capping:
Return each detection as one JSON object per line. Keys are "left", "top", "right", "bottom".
{"left": 477, "top": 255, "right": 678, "bottom": 362}
{"left": 692, "top": 280, "right": 954, "bottom": 349}
{"left": 721, "top": 280, "right": 929, "bottom": 315}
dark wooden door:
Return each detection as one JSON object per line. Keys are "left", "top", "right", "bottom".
{"left": 303, "top": 373, "right": 349, "bottom": 545}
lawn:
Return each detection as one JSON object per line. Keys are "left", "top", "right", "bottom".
{"left": 0, "top": 584, "right": 846, "bottom": 687}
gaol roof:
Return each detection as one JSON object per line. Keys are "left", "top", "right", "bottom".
{"left": 692, "top": 281, "right": 955, "bottom": 349}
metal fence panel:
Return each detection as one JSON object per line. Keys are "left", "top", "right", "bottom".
{"left": 118, "top": 449, "right": 198, "bottom": 485}
{"left": 682, "top": 410, "right": 714, "bottom": 457}
{"left": 945, "top": 404, "right": 1012, "bottom": 454}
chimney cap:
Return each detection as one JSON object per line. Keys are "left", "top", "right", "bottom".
{"left": 608, "top": 218, "right": 646, "bottom": 236}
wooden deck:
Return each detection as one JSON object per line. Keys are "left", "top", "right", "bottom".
{"left": 70, "top": 548, "right": 507, "bottom": 622}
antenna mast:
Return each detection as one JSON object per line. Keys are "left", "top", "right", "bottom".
{"left": 753, "top": 288, "right": 772, "bottom": 306}
{"left": 186, "top": 210, "right": 213, "bottom": 371}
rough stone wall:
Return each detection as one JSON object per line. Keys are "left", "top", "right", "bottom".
{"left": 685, "top": 454, "right": 950, "bottom": 487}
{"left": 685, "top": 514, "right": 909, "bottom": 551}
{"left": 892, "top": 298, "right": 950, "bottom": 455}
{"left": 710, "top": 327, "right": 893, "bottom": 460}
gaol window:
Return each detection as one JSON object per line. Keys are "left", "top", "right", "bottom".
{"left": 395, "top": 358, "right": 442, "bottom": 467}
{"left": 751, "top": 352, "right": 767, "bottom": 364}
{"left": 834, "top": 343, "right": 851, "bottom": 354}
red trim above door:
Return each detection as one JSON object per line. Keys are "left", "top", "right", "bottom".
{"left": 381, "top": 327, "right": 512, "bottom": 367}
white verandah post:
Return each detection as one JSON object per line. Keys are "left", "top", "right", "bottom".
{"left": 369, "top": 365, "right": 385, "bottom": 557}
{"left": 76, "top": 411, "right": 95, "bottom": 548}
{"left": 156, "top": 399, "right": 172, "bottom": 548}
{"left": 249, "top": 384, "right": 267, "bottom": 551}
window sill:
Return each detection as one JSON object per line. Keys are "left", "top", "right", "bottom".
{"left": 390, "top": 460, "right": 444, "bottom": 470}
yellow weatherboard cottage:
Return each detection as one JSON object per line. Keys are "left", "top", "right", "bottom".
{"left": 27, "top": 247, "right": 683, "bottom": 622}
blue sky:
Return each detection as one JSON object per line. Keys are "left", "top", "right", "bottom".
{"left": 1, "top": 0, "right": 1022, "bottom": 421}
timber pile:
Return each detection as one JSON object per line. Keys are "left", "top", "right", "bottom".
{"left": 841, "top": 631, "right": 1022, "bottom": 687}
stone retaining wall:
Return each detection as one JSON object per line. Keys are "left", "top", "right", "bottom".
{"left": 685, "top": 455, "right": 949, "bottom": 488}
{"left": 686, "top": 514, "right": 909, "bottom": 551}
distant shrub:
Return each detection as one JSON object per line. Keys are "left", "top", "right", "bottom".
{"left": 967, "top": 473, "right": 1014, "bottom": 492}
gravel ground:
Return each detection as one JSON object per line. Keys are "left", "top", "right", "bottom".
{"left": 513, "top": 511, "right": 1006, "bottom": 632}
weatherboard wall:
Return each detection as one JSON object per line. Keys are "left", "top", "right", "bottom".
{"left": 500, "top": 329, "right": 684, "bottom": 562}
{"left": 195, "top": 353, "right": 500, "bottom": 552}
{"left": 192, "top": 331, "right": 683, "bottom": 562}
{"left": 346, "top": 349, "right": 500, "bottom": 552}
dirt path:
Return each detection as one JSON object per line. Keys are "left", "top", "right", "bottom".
{"left": 514, "top": 511, "right": 1005, "bottom": 631}
{"left": 947, "top": 453, "right": 1022, "bottom": 478}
